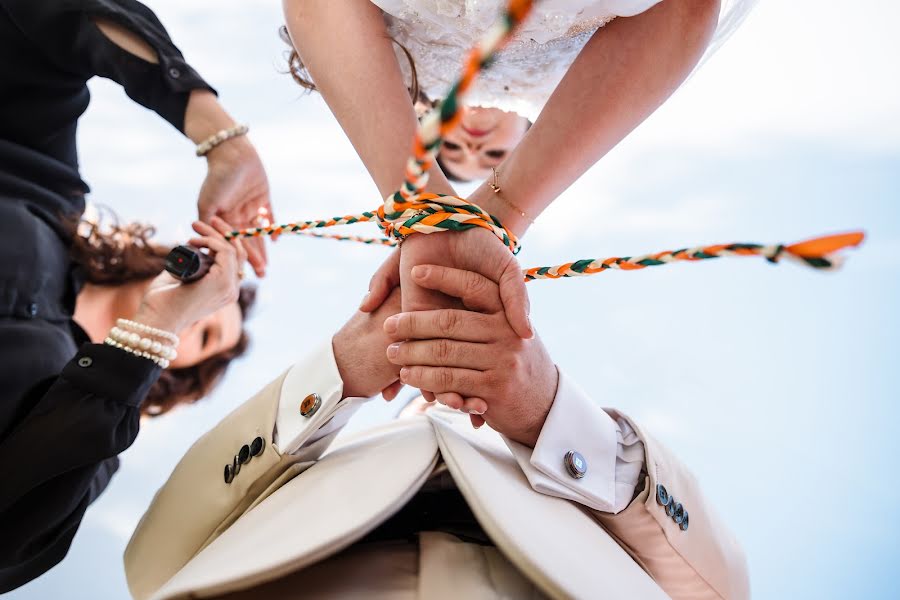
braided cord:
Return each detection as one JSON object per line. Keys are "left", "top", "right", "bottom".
{"left": 225, "top": 0, "right": 864, "bottom": 280}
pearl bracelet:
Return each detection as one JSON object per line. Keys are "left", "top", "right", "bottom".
{"left": 116, "top": 318, "right": 179, "bottom": 347}
{"left": 104, "top": 338, "right": 171, "bottom": 369}
{"left": 195, "top": 124, "right": 249, "bottom": 157}
{"left": 109, "top": 327, "right": 178, "bottom": 361}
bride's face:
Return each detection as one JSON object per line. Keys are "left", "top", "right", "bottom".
{"left": 439, "top": 106, "right": 529, "bottom": 182}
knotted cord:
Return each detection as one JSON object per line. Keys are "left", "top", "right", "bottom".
{"left": 227, "top": 0, "right": 864, "bottom": 278}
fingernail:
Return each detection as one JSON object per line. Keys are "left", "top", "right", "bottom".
{"left": 399, "top": 367, "right": 409, "bottom": 382}
{"left": 384, "top": 315, "right": 399, "bottom": 334}
{"left": 412, "top": 265, "right": 430, "bottom": 280}
{"left": 386, "top": 343, "right": 400, "bottom": 358}
{"left": 359, "top": 292, "right": 370, "bottom": 310}
{"left": 470, "top": 408, "right": 485, "bottom": 415}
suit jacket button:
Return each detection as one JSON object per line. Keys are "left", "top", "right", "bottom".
{"left": 563, "top": 450, "right": 587, "bottom": 479}
{"left": 665, "top": 496, "right": 676, "bottom": 517}
{"left": 673, "top": 502, "right": 685, "bottom": 524}
{"left": 224, "top": 463, "right": 234, "bottom": 484}
{"left": 232, "top": 456, "right": 241, "bottom": 477}
{"left": 656, "top": 484, "right": 669, "bottom": 506}
{"left": 680, "top": 511, "right": 689, "bottom": 531}
{"left": 300, "top": 393, "right": 322, "bottom": 417}
{"left": 250, "top": 436, "right": 265, "bottom": 457}
{"left": 238, "top": 444, "right": 251, "bottom": 464}
{"left": 78, "top": 357, "right": 93, "bottom": 368}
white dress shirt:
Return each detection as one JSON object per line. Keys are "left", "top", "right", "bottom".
{"left": 272, "top": 339, "right": 645, "bottom": 514}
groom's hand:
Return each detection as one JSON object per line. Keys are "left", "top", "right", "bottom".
{"left": 383, "top": 265, "right": 558, "bottom": 447}
{"left": 333, "top": 287, "right": 403, "bottom": 400}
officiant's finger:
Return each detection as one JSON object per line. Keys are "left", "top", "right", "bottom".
{"left": 384, "top": 310, "right": 495, "bottom": 342}
{"left": 361, "top": 250, "right": 401, "bottom": 312}
{"left": 410, "top": 265, "right": 502, "bottom": 313}
{"left": 242, "top": 236, "right": 267, "bottom": 278}
{"left": 399, "top": 366, "right": 484, "bottom": 396}
{"left": 422, "top": 390, "right": 436, "bottom": 402}
{"left": 381, "top": 380, "right": 404, "bottom": 401}
{"left": 469, "top": 414, "right": 486, "bottom": 429}
{"left": 209, "top": 217, "right": 248, "bottom": 266}
{"left": 387, "top": 339, "right": 485, "bottom": 370}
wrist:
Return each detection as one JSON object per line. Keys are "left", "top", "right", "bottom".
{"left": 469, "top": 184, "right": 530, "bottom": 239}
{"left": 133, "top": 303, "right": 187, "bottom": 338}
{"left": 184, "top": 90, "right": 238, "bottom": 147}
{"left": 332, "top": 324, "right": 396, "bottom": 399}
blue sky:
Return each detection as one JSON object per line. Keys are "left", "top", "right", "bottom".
{"left": 9, "top": 1, "right": 900, "bottom": 598}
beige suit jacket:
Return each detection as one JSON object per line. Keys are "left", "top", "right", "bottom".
{"left": 124, "top": 370, "right": 749, "bottom": 600}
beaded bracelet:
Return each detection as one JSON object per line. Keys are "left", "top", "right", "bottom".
{"left": 104, "top": 337, "right": 171, "bottom": 369}
{"left": 195, "top": 124, "right": 249, "bottom": 157}
{"left": 116, "top": 318, "right": 179, "bottom": 347}
{"left": 108, "top": 327, "right": 177, "bottom": 361}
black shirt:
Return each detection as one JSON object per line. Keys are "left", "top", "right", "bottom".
{"left": 0, "top": 0, "right": 213, "bottom": 591}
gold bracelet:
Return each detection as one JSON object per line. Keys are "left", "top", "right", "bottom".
{"left": 489, "top": 167, "right": 534, "bottom": 224}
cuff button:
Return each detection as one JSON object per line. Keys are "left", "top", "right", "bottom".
{"left": 238, "top": 444, "right": 251, "bottom": 465}
{"left": 680, "top": 511, "right": 689, "bottom": 531}
{"left": 300, "top": 393, "right": 322, "bottom": 418}
{"left": 232, "top": 456, "right": 241, "bottom": 477}
{"left": 665, "top": 497, "right": 676, "bottom": 518}
{"left": 224, "top": 463, "right": 234, "bottom": 484}
{"left": 564, "top": 450, "right": 587, "bottom": 479}
{"left": 673, "top": 502, "right": 685, "bottom": 525}
{"left": 656, "top": 484, "right": 669, "bottom": 506}
{"left": 250, "top": 436, "right": 265, "bottom": 457}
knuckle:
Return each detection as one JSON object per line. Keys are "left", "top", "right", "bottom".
{"left": 437, "top": 311, "right": 458, "bottom": 336}
{"left": 465, "top": 271, "right": 485, "bottom": 295}
{"left": 434, "top": 339, "right": 452, "bottom": 362}
{"left": 437, "top": 368, "right": 454, "bottom": 389}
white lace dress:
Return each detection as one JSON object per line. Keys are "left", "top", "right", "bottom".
{"left": 372, "top": 0, "right": 756, "bottom": 120}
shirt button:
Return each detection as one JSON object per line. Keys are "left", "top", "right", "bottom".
{"left": 250, "top": 436, "right": 265, "bottom": 457}
{"left": 168, "top": 67, "right": 181, "bottom": 79}
{"left": 78, "top": 357, "right": 93, "bottom": 368}
{"left": 300, "top": 393, "right": 322, "bottom": 418}
{"left": 563, "top": 450, "right": 587, "bottom": 479}
{"left": 27, "top": 302, "right": 38, "bottom": 317}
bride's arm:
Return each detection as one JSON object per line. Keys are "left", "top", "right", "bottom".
{"left": 470, "top": 0, "right": 722, "bottom": 235}
{"left": 282, "top": 0, "right": 456, "bottom": 198}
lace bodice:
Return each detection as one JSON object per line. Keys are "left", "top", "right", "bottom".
{"left": 371, "top": 0, "right": 756, "bottom": 120}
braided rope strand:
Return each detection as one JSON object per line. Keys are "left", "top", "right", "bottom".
{"left": 225, "top": 0, "right": 865, "bottom": 281}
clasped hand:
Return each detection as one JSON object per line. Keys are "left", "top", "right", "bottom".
{"left": 335, "top": 239, "right": 558, "bottom": 447}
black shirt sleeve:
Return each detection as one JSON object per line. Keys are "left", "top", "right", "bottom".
{"left": 0, "top": 0, "right": 215, "bottom": 132}
{"left": 0, "top": 343, "right": 160, "bottom": 593}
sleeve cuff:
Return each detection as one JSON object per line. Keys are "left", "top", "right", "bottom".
{"left": 61, "top": 343, "right": 161, "bottom": 408}
{"left": 503, "top": 368, "right": 626, "bottom": 513}
{"left": 274, "top": 338, "right": 366, "bottom": 455}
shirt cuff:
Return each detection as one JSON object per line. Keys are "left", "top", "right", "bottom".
{"left": 274, "top": 338, "right": 367, "bottom": 455}
{"left": 503, "top": 368, "right": 644, "bottom": 513}
{"left": 62, "top": 343, "right": 161, "bottom": 408}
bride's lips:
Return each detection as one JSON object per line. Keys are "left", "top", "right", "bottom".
{"left": 462, "top": 125, "right": 492, "bottom": 137}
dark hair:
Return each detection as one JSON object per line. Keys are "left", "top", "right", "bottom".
{"left": 70, "top": 216, "right": 256, "bottom": 418}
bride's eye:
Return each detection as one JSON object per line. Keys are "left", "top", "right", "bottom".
{"left": 442, "top": 141, "right": 461, "bottom": 151}
{"left": 485, "top": 149, "right": 506, "bottom": 159}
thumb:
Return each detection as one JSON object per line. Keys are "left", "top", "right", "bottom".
{"left": 360, "top": 250, "right": 401, "bottom": 313}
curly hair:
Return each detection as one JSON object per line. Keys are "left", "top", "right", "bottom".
{"left": 70, "top": 216, "right": 256, "bottom": 418}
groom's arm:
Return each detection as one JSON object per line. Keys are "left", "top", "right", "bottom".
{"left": 124, "top": 292, "right": 400, "bottom": 600}
{"left": 386, "top": 265, "right": 749, "bottom": 600}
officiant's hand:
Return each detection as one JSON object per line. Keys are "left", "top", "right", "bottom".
{"left": 383, "top": 265, "right": 558, "bottom": 448}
